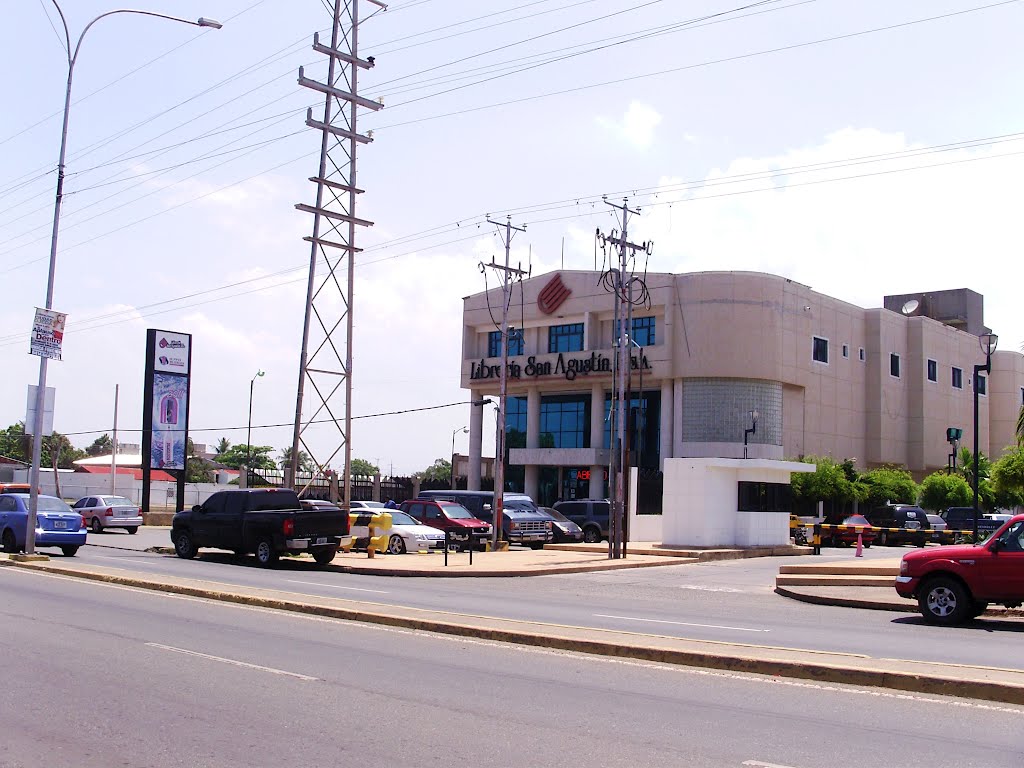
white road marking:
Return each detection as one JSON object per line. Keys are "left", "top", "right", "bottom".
{"left": 677, "top": 584, "right": 744, "bottom": 593}
{"left": 146, "top": 643, "right": 318, "bottom": 681}
{"left": 287, "top": 579, "right": 390, "bottom": 594}
{"left": 743, "top": 761, "right": 801, "bottom": 768}
{"left": 595, "top": 613, "right": 769, "bottom": 632}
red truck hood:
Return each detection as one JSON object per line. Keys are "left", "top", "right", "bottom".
{"left": 903, "top": 543, "right": 984, "bottom": 564}
{"left": 450, "top": 518, "right": 488, "bottom": 528}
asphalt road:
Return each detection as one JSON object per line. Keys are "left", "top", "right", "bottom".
{"left": 2, "top": 567, "right": 1023, "bottom": 768}
{"left": 71, "top": 531, "right": 1024, "bottom": 672}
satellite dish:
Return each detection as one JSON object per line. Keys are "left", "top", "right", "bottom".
{"left": 901, "top": 299, "right": 920, "bottom": 316}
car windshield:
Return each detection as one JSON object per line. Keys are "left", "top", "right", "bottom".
{"left": 359, "top": 501, "right": 387, "bottom": 508}
{"left": 843, "top": 515, "right": 870, "bottom": 526}
{"left": 102, "top": 497, "right": 135, "bottom": 507}
{"left": 389, "top": 511, "right": 417, "bottom": 526}
{"left": 38, "top": 497, "right": 73, "bottom": 513}
{"left": 542, "top": 508, "right": 571, "bottom": 523}
{"left": 505, "top": 498, "right": 538, "bottom": 511}
{"left": 439, "top": 503, "right": 474, "bottom": 519}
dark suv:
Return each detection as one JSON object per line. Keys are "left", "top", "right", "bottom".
{"left": 552, "top": 499, "right": 610, "bottom": 544}
{"left": 867, "top": 504, "right": 932, "bottom": 547}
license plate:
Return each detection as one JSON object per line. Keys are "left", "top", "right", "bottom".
{"left": 315, "top": 537, "right": 328, "bottom": 545}
{"left": 54, "top": 520, "right": 67, "bottom": 529}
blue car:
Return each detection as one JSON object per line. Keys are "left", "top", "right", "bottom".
{"left": 0, "top": 493, "right": 86, "bottom": 557}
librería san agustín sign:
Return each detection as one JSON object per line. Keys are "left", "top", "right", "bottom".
{"left": 470, "top": 351, "right": 651, "bottom": 382}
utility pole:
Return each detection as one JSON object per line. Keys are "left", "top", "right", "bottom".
{"left": 597, "top": 199, "right": 653, "bottom": 559}
{"left": 482, "top": 215, "right": 528, "bottom": 551}
{"left": 292, "top": 0, "right": 386, "bottom": 508}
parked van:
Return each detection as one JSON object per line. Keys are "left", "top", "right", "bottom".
{"left": 417, "top": 490, "right": 552, "bottom": 548}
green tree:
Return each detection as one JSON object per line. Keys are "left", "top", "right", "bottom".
{"left": 214, "top": 437, "right": 231, "bottom": 456}
{"left": 0, "top": 422, "right": 30, "bottom": 464}
{"left": 992, "top": 446, "right": 1024, "bottom": 511}
{"left": 214, "top": 443, "right": 275, "bottom": 470}
{"left": 1016, "top": 404, "right": 1024, "bottom": 447}
{"left": 790, "top": 456, "right": 859, "bottom": 503}
{"left": 859, "top": 467, "right": 918, "bottom": 506}
{"left": 416, "top": 458, "right": 451, "bottom": 483}
{"left": 350, "top": 458, "right": 380, "bottom": 476}
{"left": 85, "top": 433, "right": 113, "bottom": 457}
{"left": 185, "top": 438, "right": 212, "bottom": 483}
{"left": 0, "top": 423, "right": 83, "bottom": 469}
{"left": 918, "top": 472, "right": 972, "bottom": 511}
{"left": 278, "top": 446, "right": 314, "bottom": 472}
{"left": 956, "top": 446, "right": 991, "bottom": 488}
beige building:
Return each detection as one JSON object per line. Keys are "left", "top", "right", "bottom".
{"left": 460, "top": 270, "right": 1024, "bottom": 507}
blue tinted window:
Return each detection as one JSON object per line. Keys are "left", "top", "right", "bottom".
{"left": 539, "top": 395, "right": 588, "bottom": 448}
{"left": 614, "top": 317, "right": 656, "bottom": 347}
{"left": 488, "top": 330, "right": 523, "bottom": 358}
{"left": 548, "top": 323, "right": 583, "bottom": 353}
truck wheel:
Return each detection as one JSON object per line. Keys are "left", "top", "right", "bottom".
{"left": 255, "top": 538, "right": 279, "bottom": 567}
{"left": 173, "top": 529, "right": 197, "bottom": 559}
{"left": 312, "top": 548, "right": 336, "bottom": 566}
{"left": 583, "top": 527, "right": 601, "bottom": 543}
{"left": 970, "top": 601, "right": 989, "bottom": 618}
{"left": 387, "top": 535, "right": 406, "bottom": 555}
{"left": 2, "top": 529, "right": 18, "bottom": 554}
{"left": 919, "top": 577, "right": 970, "bottom": 625}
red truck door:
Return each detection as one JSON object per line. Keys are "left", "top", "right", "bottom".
{"left": 975, "top": 520, "right": 1024, "bottom": 600}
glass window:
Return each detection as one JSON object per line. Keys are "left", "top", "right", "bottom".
{"left": 487, "top": 329, "right": 523, "bottom": 358}
{"left": 737, "top": 482, "right": 793, "bottom": 513}
{"left": 927, "top": 359, "right": 937, "bottom": 382}
{"left": 540, "top": 395, "right": 588, "bottom": 449}
{"left": 0, "top": 496, "right": 16, "bottom": 512}
{"left": 859, "top": 348, "right": 865, "bottom": 361}
{"left": 812, "top": 337, "right": 828, "bottom": 364}
{"left": 842, "top": 344, "right": 849, "bottom": 359}
{"left": 890, "top": 353, "right": 901, "bottom": 378}
{"left": 548, "top": 323, "right": 584, "bottom": 353}
{"left": 615, "top": 316, "right": 656, "bottom": 346}
{"left": 952, "top": 367, "right": 963, "bottom": 389}
{"left": 977, "top": 375, "right": 987, "bottom": 396}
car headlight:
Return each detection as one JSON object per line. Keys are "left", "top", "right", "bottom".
{"left": 900, "top": 559, "right": 909, "bottom": 576}
{"left": 414, "top": 533, "right": 428, "bottom": 540}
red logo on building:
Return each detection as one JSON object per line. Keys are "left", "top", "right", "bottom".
{"left": 537, "top": 273, "right": 571, "bottom": 315}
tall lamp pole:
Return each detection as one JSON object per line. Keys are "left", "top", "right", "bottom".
{"left": 246, "top": 370, "right": 265, "bottom": 475}
{"left": 451, "top": 426, "right": 468, "bottom": 490}
{"left": 25, "top": 3, "right": 222, "bottom": 555}
{"left": 972, "top": 332, "right": 998, "bottom": 540}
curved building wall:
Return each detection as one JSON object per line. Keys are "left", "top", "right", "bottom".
{"left": 679, "top": 379, "right": 782, "bottom": 461}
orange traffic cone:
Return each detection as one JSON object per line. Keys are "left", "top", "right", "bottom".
{"left": 855, "top": 531, "right": 863, "bottom": 557}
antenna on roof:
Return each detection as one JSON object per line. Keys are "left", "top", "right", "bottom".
{"left": 901, "top": 299, "right": 920, "bottom": 316}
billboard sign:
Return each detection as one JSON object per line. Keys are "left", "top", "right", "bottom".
{"left": 153, "top": 331, "right": 190, "bottom": 374}
{"left": 30, "top": 308, "right": 67, "bottom": 360}
{"left": 151, "top": 372, "right": 188, "bottom": 469}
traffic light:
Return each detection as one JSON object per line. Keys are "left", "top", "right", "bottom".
{"left": 946, "top": 427, "right": 963, "bottom": 443}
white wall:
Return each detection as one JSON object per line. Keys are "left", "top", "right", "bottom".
{"left": 13, "top": 469, "right": 226, "bottom": 508}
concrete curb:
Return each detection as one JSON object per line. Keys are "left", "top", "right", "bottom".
{"left": 774, "top": 585, "right": 914, "bottom": 613}
{"left": 8, "top": 557, "right": 1024, "bottom": 706}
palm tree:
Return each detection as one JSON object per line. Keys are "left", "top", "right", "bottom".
{"left": 215, "top": 437, "right": 231, "bottom": 455}
{"left": 278, "top": 446, "right": 313, "bottom": 472}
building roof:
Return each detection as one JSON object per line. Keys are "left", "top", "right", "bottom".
{"left": 74, "top": 453, "right": 142, "bottom": 467}
{"left": 77, "top": 465, "right": 176, "bottom": 482}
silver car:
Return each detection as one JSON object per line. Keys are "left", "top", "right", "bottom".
{"left": 72, "top": 495, "right": 143, "bottom": 534}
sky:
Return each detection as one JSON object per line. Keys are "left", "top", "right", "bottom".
{"left": 1, "top": 0, "right": 1022, "bottom": 476}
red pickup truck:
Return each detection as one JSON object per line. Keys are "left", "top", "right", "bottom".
{"left": 895, "top": 514, "right": 1024, "bottom": 624}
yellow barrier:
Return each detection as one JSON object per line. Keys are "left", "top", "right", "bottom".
{"left": 348, "top": 511, "right": 392, "bottom": 558}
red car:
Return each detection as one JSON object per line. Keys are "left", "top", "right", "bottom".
{"left": 400, "top": 499, "right": 491, "bottom": 550}
{"left": 896, "top": 514, "right": 1024, "bottom": 624}
{"left": 830, "top": 514, "right": 876, "bottom": 547}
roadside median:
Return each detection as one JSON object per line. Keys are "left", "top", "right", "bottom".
{"left": 5, "top": 554, "right": 1024, "bottom": 706}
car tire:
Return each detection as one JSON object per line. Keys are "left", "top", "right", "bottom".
{"left": 863, "top": 542, "right": 872, "bottom": 548}
{"left": 583, "top": 527, "right": 601, "bottom": 544}
{"left": 528, "top": 543, "right": 545, "bottom": 550}
{"left": 919, "top": 576, "right": 971, "bottom": 625}
{"left": 254, "top": 538, "right": 279, "bottom": 567}
{"left": 61, "top": 546, "right": 79, "bottom": 557}
{"left": 172, "top": 529, "right": 197, "bottom": 559}
{"left": 126, "top": 527, "right": 138, "bottom": 535}
{"left": 970, "top": 601, "right": 989, "bottom": 618}
{"left": 387, "top": 534, "right": 406, "bottom": 555}
{"left": 2, "top": 528, "right": 19, "bottom": 554}
{"left": 90, "top": 517, "right": 103, "bottom": 534}
{"left": 312, "top": 548, "right": 336, "bottom": 566}
{"left": 878, "top": 530, "right": 889, "bottom": 546}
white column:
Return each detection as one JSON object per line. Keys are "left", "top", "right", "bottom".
{"left": 660, "top": 380, "right": 673, "bottom": 470}
{"left": 468, "top": 388, "right": 484, "bottom": 491}
{"left": 525, "top": 387, "right": 541, "bottom": 500}
{"left": 590, "top": 381, "right": 605, "bottom": 499}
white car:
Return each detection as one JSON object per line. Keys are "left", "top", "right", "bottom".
{"left": 72, "top": 495, "right": 143, "bottom": 534}
{"left": 350, "top": 509, "right": 446, "bottom": 554}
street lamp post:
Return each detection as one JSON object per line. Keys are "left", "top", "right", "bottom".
{"left": 25, "top": 2, "right": 222, "bottom": 554}
{"left": 451, "top": 427, "right": 468, "bottom": 489}
{"left": 972, "top": 332, "right": 998, "bottom": 540}
{"left": 246, "top": 370, "right": 265, "bottom": 478}
{"left": 743, "top": 409, "right": 759, "bottom": 459}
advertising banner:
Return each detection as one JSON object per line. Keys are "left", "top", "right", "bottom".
{"left": 30, "top": 308, "right": 67, "bottom": 360}
{"left": 153, "top": 331, "right": 190, "bottom": 374}
{"left": 151, "top": 372, "right": 188, "bottom": 470}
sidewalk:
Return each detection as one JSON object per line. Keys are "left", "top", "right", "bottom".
{"left": 5, "top": 552, "right": 1024, "bottom": 706}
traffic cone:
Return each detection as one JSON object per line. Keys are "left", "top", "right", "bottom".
{"left": 855, "top": 531, "right": 863, "bottom": 557}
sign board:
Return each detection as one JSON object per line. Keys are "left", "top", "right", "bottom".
{"left": 30, "top": 308, "right": 67, "bottom": 360}
{"left": 153, "top": 331, "right": 191, "bottom": 374}
{"left": 25, "top": 385, "right": 55, "bottom": 436}
{"left": 151, "top": 372, "right": 188, "bottom": 470}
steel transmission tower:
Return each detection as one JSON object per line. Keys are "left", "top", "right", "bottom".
{"left": 291, "top": 0, "right": 386, "bottom": 503}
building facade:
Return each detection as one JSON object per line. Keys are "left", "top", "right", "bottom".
{"left": 460, "top": 270, "right": 1024, "bottom": 507}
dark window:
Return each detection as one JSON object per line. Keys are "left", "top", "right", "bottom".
{"left": 615, "top": 316, "right": 656, "bottom": 346}
{"left": 859, "top": 348, "right": 865, "bottom": 361}
{"left": 737, "top": 482, "right": 793, "bottom": 513}
{"left": 812, "top": 337, "right": 828, "bottom": 364}
{"left": 842, "top": 344, "right": 849, "bottom": 359}
{"left": 506, "top": 396, "right": 527, "bottom": 447}
{"left": 425, "top": 504, "right": 442, "bottom": 520}
{"left": 952, "top": 367, "right": 963, "bottom": 389}
{"left": 927, "top": 359, "right": 937, "bottom": 382}
{"left": 0, "top": 496, "right": 16, "bottom": 512}
{"left": 977, "top": 375, "right": 987, "bottom": 396}
{"left": 548, "top": 323, "right": 584, "bottom": 353}
{"left": 540, "top": 395, "right": 588, "bottom": 449}
{"left": 487, "top": 329, "right": 523, "bottom": 358}
{"left": 204, "top": 493, "right": 226, "bottom": 515}
{"left": 1020, "top": 387, "right": 1024, "bottom": 406}
{"left": 407, "top": 502, "right": 425, "bottom": 519}
{"left": 890, "top": 353, "right": 901, "bottom": 378}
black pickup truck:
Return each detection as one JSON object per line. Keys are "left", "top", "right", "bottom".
{"left": 940, "top": 506, "right": 1001, "bottom": 542}
{"left": 170, "top": 489, "right": 348, "bottom": 567}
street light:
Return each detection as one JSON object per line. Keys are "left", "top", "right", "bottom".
{"left": 25, "top": 2, "right": 222, "bottom": 554}
{"left": 451, "top": 426, "right": 468, "bottom": 489}
{"left": 743, "top": 409, "right": 759, "bottom": 459}
{"left": 247, "top": 370, "right": 265, "bottom": 475}
{"left": 972, "top": 332, "right": 998, "bottom": 540}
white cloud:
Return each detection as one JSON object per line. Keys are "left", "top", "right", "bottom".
{"left": 597, "top": 101, "right": 664, "bottom": 149}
